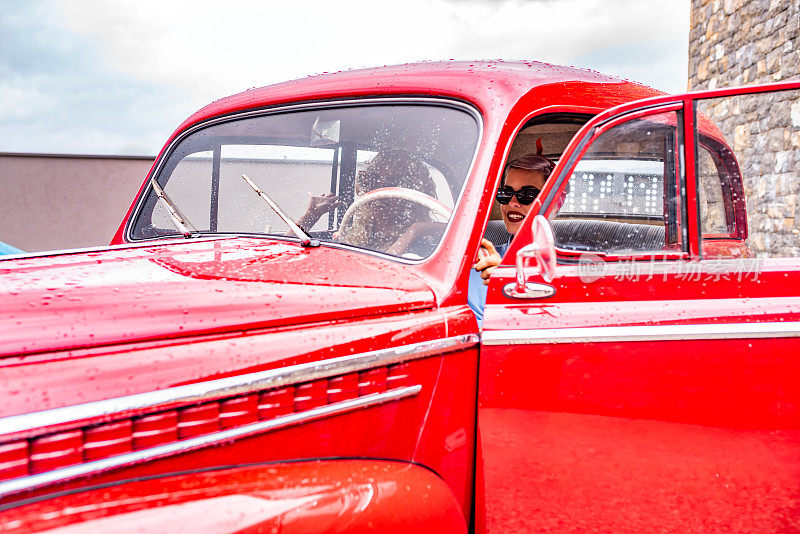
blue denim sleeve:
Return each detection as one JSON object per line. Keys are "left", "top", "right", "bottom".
{"left": 467, "top": 267, "right": 487, "bottom": 327}
{"left": 467, "top": 242, "right": 508, "bottom": 328}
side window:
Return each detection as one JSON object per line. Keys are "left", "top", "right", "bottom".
{"left": 695, "top": 88, "right": 800, "bottom": 258}
{"left": 696, "top": 144, "right": 729, "bottom": 235}
{"left": 487, "top": 114, "right": 592, "bottom": 251}
{"left": 549, "top": 110, "right": 683, "bottom": 256}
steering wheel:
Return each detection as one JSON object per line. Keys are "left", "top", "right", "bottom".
{"left": 337, "top": 187, "right": 452, "bottom": 252}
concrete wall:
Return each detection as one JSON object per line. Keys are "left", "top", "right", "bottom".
{"left": 0, "top": 153, "right": 154, "bottom": 252}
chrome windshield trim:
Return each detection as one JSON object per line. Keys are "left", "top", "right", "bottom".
{"left": 0, "top": 334, "right": 478, "bottom": 440}
{"left": 482, "top": 322, "right": 800, "bottom": 345}
{"left": 0, "top": 385, "right": 421, "bottom": 498}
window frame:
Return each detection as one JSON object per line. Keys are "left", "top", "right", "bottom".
{"left": 539, "top": 102, "right": 691, "bottom": 264}
{"left": 695, "top": 137, "right": 742, "bottom": 240}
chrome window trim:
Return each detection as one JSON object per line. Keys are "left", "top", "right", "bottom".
{"left": 0, "top": 385, "right": 421, "bottom": 498}
{"left": 125, "top": 97, "right": 484, "bottom": 266}
{"left": 482, "top": 322, "right": 800, "bottom": 345}
{"left": 0, "top": 334, "right": 478, "bottom": 440}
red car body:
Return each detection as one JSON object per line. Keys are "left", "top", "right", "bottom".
{"left": 1, "top": 61, "right": 798, "bottom": 532}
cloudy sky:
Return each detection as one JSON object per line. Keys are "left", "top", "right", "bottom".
{"left": 0, "top": 0, "right": 690, "bottom": 156}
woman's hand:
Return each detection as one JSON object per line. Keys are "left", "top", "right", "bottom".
{"left": 307, "top": 192, "right": 341, "bottom": 216}
{"left": 296, "top": 192, "right": 342, "bottom": 230}
{"left": 474, "top": 238, "right": 502, "bottom": 286}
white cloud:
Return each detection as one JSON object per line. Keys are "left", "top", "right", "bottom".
{"left": 448, "top": 0, "right": 685, "bottom": 60}
{"left": 54, "top": 0, "right": 459, "bottom": 97}
{"left": 54, "top": 0, "right": 689, "bottom": 97}
{"left": 3, "top": 0, "right": 690, "bottom": 154}
{"left": 0, "top": 81, "right": 54, "bottom": 120}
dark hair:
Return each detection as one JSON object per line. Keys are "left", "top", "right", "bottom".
{"left": 506, "top": 153, "right": 555, "bottom": 177}
{"left": 502, "top": 139, "right": 556, "bottom": 184}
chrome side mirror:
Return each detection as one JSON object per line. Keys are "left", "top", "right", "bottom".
{"left": 503, "top": 215, "right": 557, "bottom": 299}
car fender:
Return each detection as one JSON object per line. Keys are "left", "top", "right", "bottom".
{"left": 0, "top": 459, "right": 467, "bottom": 534}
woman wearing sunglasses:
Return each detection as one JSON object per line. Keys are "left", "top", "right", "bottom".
{"left": 469, "top": 146, "right": 555, "bottom": 326}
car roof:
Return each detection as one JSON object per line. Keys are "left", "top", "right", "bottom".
{"left": 175, "top": 60, "right": 666, "bottom": 135}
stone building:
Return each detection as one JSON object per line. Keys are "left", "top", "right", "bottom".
{"left": 689, "top": 0, "right": 799, "bottom": 256}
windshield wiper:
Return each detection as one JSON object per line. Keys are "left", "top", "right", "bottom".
{"left": 150, "top": 178, "right": 197, "bottom": 238}
{"left": 241, "top": 174, "right": 319, "bottom": 247}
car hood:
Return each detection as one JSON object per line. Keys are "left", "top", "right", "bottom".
{"left": 0, "top": 237, "right": 436, "bottom": 358}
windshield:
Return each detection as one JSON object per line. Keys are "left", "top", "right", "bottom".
{"left": 130, "top": 103, "right": 480, "bottom": 259}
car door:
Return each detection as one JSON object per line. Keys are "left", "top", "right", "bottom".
{"left": 478, "top": 82, "right": 800, "bottom": 532}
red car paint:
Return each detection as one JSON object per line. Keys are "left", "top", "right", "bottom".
{"left": 1, "top": 61, "right": 798, "bottom": 532}
{"left": 0, "top": 237, "right": 435, "bottom": 359}
{"left": 0, "top": 460, "right": 467, "bottom": 534}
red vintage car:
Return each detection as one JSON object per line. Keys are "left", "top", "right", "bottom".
{"left": 1, "top": 61, "right": 799, "bottom": 533}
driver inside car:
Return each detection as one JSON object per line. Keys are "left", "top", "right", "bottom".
{"left": 296, "top": 149, "right": 444, "bottom": 256}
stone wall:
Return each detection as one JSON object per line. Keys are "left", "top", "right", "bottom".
{"left": 689, "top": 0, "right": 799, "bottom": 256}
{"left": 689, "top": 0, "right": 799, "bottom": 91}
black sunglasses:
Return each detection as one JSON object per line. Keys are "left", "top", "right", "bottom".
{"left": 495, "top": 185, "right": 541, "bottom": 205}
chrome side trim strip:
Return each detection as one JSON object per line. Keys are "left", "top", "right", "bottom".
{"left": 0, "top": 334, "right": 478, "bottom": 439}
{"left": 482, "top": 322, "right": 800, "bottom": 345}
{"left": 0, "top": 385, "right": 421, "bottom": 498}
